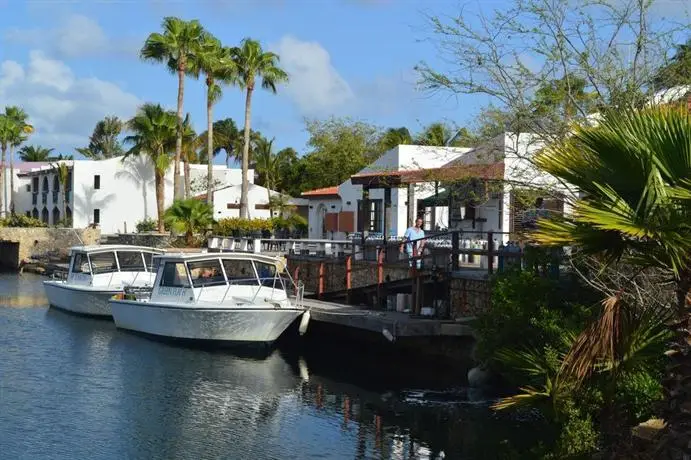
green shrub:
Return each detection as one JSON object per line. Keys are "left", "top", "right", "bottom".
{"left": 0, "top": 214, "right": 47, "bottom": 228}
{"left": 136, "top": 218, "right": 158, "bottom": 233}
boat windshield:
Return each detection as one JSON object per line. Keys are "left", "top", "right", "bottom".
{"left": 222, "top": 259, "right": 259, "bottom": 286}
{"left": 116, "top": 251, "right": 147, "bottom": 272}
{"left": 188, "top": 259, "right": 226, "bottom": 287}
{"left": 71, "top": 252, "right": 91, "bottom": 274}
{"left": 89, "top": 252, "right": 118, "bottom": 274}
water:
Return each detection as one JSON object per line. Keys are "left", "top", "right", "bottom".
{"left": 0, "top": 273, "right": 540, "bottom": 459}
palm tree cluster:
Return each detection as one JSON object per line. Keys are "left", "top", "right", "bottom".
{"left": 0, "top": 106, "right": 34, "bottom": 216}
{"left": 139, "top": 16, "right": 288, "bottom": 219}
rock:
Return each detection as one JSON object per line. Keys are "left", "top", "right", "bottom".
{"left": 467, "top": 366, "right": 491, "bottom": 388}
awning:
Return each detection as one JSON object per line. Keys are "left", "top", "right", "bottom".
{"left": 350, "top": 162, "right": 504, "bottom": 188}
{"left": 418, "top": 189, "right": 451, "bottom": 207}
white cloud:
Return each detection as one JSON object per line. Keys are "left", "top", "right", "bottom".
{"left": 0, "top": 51, "right": 141, "bottom": 152}
{"left": 271, "top": 35, "right": 354, "bottom": 116}
{"left": 4, "top": 14, "right": 138, "bottom": 59}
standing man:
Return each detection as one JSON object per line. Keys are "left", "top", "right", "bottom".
{"left": 400, "top": 217, "right": 425, "bottom": 269}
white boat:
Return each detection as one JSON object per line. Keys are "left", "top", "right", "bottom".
{"left": 109, "top": 252, "right": 305, "bottom": 345}
{"left": 43, "top": 245, "right": 165, "bottom": 317}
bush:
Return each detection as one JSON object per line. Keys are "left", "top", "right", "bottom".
{"left": 213, "top": 217, "right": 274, "bottom": 236}
{"left": 0, "top": 214, "right": 47, "bottom": 228}
{"left": 136, "top": 218, "right": 158, "bottom": 233}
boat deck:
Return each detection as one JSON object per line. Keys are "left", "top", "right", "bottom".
{"left": 302, "top": 299, "right": 475, "bottom": 338}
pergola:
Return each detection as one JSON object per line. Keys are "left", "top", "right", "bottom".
{"left": 349, "top": 162, "right": 505, "bottom": 240}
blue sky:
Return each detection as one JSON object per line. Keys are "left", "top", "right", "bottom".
{"left": 0, "top": 0, "right": 493, "bottom": 160}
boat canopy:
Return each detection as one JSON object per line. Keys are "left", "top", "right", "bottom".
{"left": 69, "top": 246, "right": 165, "bottom": 275}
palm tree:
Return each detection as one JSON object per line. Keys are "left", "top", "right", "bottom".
{"left": 5, "top": 107, "right": 32, "bottom": 214}
{"left": 206, "top": 118, "right": 239, "bottom": 166}
{"left": 197, "top": 35, "right": 237, "bottom": 206}
{"left": 76, "top": 116, "right": 124, "bottom": 159}
{"left": 231, "top": 38, "right": 288, "bottom": 218}
{"left": 379, "top": 127, "right": 413, "bottom": 151}
{"left": 0, "top": 115, "right": 11, "bottom": 215}
{"left": 532, "top": 106, "right": 691, "bottom": 454}
{"left": 163, "top": 198, "right": 213, "bottom": 246}
{"left": 181, "top": 114, "right": 198, "bottom": 199}
{"left": 19, "top": 145, "right": 54, "bottom": 161}
{"left": 51, "top": 161, "right": 70, "bottom": 224}
{"left": 140, "top": 17, "right": 205, "bottom": 201}
{"left": 253, "top": 136, "right": 281, "bottom": 203}
{"left": 124, "top": 103, "right": 177, "bottom": 232}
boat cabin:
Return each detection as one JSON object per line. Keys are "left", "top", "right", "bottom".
{"left": 149, "top": 253, "right": 297, "bottom": 307}
{"left": 67, "top": 245, "right": 165, "bottom": 289}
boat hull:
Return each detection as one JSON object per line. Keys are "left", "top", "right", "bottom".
{"left": 110, "top": 300, "right": 304, "bottom": 344}
{"left": 43, "top": 281, "right": 121, "bottom": 317}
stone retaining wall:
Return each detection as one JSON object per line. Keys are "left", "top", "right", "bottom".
{"left": 103, "top": 233, "right": 173, "bottom": 248}
{"left": 0, "top": 227, "right": 100, "bottom": 269}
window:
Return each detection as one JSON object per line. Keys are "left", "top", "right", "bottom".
{"left": 116, "top": 251, "right": 146, "bottom": 272}
{"left": 222, "top": 259, "right": 257, "bottom": 285}
{"left": 188, "top": 259, "right": 226, "bottom": 287}
{"left": 255, "top": 261, "right": 278, "bottom": 287}
{"left": 90, "top": 252, "right": 118, "bottom": 274}
{"left": 25, "top": 185, "right": 31, "bottom": 192}
{"left": 94, "top": 175, "right": 100, "bottom": 190}
{"left": 71, "top": 253, "right": 90, "bottom": 274}
{"left": 93, "top": 209, "right": 100, "bottom": 224}
{"left": 357, "top": 199, "right": 383, "bottom": 233}
{"left": 160, "top": 262, "right": 191, "bottom": 288}
{"left": 32, "top": 177, "right": 38, "bottom": 192}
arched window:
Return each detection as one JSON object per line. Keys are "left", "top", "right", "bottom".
{"left": 52, "top": 207, "right": 61, "bottom": 225}
{"left": 66, "top": 206, "right": 72, "bottom": 225}
{"left": 32, "top": 208, "right": 38, "bottom": 219}
{"left": 41, "top": 207, "right": 49, "bottom": 224}
{"left": 52, "top": 175, "right": 59, "bottom": 192}
{"left": 42, "top": 176, "right": 49, "bottom": 192}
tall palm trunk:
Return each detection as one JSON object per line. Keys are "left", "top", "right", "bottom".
{"left": 9, "top": 146, "right": 14, "bottom": 214}
{"left": 206, "top": 78, "right": 214, "bottom": 207}
{"left": 155, "top": 168, "right": 165, "bottom": 233}
{"left": 240, "top": 86, "right": 253, "bottom": 219}
{"left": 184, "top": 155, "right": 191, "bottom": 199}
{"left": 0, "top": 144, "right": 6, "bottom": 216}
{"left": 174, "top": 65, "right": 185, "bottom": 200}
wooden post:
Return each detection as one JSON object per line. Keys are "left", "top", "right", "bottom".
{"left": 345, "top": 255, "right": 352, "bottom": 304}
{"left": 360, "top": 186, "right": 370, "bottom": 249}
{"left": 451, "top": 230, "right": 460, "bottom": 271}
{"left": 406, "top": 183, "right": 415, "bottom": 225}
{"left": 377, "top": 246, "right": 385, "bottom": 309}
{"left": 318, "top": 262, "right": 325, "bottom": 299}
{"left": 487, "top": 231, "right": 494, "bottom": 275}
{"left": 383, "top": 187, "right": 392, "bottom": 243}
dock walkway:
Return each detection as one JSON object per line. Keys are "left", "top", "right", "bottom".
{"left": 303, "top": 298, "right": 475, "bottom": 339}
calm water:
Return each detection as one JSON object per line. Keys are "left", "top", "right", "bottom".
{"left": 0, "top": 273, "right": 539, "bottom": 459}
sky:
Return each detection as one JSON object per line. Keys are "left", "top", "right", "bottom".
{"left": 0, "top": 0, "right": 495, "bottom": 161}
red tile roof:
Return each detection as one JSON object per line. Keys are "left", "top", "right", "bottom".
{"left": 300, "top": 186, "right": 340, "bottom": 198}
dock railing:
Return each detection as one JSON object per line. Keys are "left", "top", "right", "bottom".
{"left": 207, "top": 230, "right": 553, "bottom": 277}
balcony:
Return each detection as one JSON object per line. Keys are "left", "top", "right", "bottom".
{"left": 41, "top": 192, "right": 48, "bottom": 205}
{"left": 32, "top": 193, "right": 37, "bottom": 205}
{"left": 52, "top": 191, "right": 59, "bottom": 203}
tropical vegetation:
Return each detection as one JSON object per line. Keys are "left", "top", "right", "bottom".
{"left": 163, "top": 198, "right": 214, "bottom": 245}
{"left": 18, "top": 145, "right": 54, "bottom": 162}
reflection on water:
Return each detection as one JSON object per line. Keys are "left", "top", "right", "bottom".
{"left": 0, "top": 273, "right": 541, "bottom": 459}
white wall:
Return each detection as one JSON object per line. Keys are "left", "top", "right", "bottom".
{"left": 71, "top": 156, "right": 174, "bottom": 233}
{"left": 212, "top": 183, "right": 277, "bottom": 220}
{"left": 307, "top": 197, "right": 343, "bottom": 239}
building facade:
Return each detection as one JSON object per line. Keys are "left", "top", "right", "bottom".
{"left": 6, "top": 157, "right": 259, "bottom": 234}
{"left": 301, "top": 135, "right": 571, "bottom": 241}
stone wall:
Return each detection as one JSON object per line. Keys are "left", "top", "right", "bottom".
{"left": 102, "top": 233, "right": 173, "bottom": 248}
{"left": 0, "top": 227, "right": 101, "bottom": 269}
{"left": 286, "top": 256, "right": 410, "bottom": 294}
{"left": 449, "top": 276, "right": 491, "bottom": 319}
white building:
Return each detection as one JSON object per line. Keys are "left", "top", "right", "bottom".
{"left": 195, "top": 183, "right": 308, "bottom": 220}
{"left": 4, "top": 156, "right": 277, "bottom": 234}
{"left": 301, "top": 135, "right": 571, "bottom": 241}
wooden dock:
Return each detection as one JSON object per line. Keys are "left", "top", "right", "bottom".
{"left": 303, "top": 298, "right": 475, "bottom": 339}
